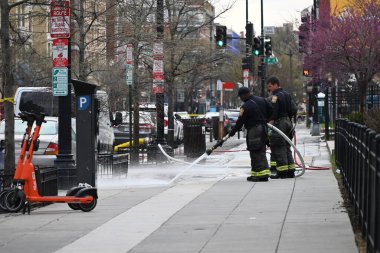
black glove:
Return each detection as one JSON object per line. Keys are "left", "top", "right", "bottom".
{"left": 229, "top": 129, "right": 236, "bottom": 137}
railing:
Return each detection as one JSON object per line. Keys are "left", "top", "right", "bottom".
{"left": 97, "top": 153, "right": 129, "bottom": 177}
{"left": 335, "top": 119, "right": 380, "bottom": 253}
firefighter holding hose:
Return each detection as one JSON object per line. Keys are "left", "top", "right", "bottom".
{"left": 267, "top": 77, "right": 297, "bottom": 179}
{"left": 228, "top": 87, "right": 273, "bottom": 182}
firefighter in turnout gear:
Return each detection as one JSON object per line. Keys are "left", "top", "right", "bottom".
{"left": 229, "top": 87, "right": 273, "bottom": 182}
{"left": 267, "top": 77, "right": 296, "bottom": 179}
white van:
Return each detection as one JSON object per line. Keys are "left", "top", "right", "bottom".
{"left": 13, "top": 87, "right": 114, "bottom": 154}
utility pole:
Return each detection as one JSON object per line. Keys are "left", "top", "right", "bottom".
{"left": 156, "top": 0, "right": 164, "bottom": 145}
{"left": 260, "top": 0, "right": 266, "bottom": 97}
{"left": 54, "top": 0, "right": 75, "bottom": 189}
{"left": 311, "top": 0, "right": 320, "bottom": 136}
{"left": 152, "top": 0, "right": 172, "bottom": 159}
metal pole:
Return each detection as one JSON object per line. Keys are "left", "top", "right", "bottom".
{"left": 289, "top": 49, "right": 293, "bottom": 85}
{"left": 260, "top": 0, "right": 266, "bottom": 97}
{"left": 156, "top": 0, "right": 164, "bottom": 144}
{"left": 56, "top": 0, "right": 75, "bottom": 189}
{"left": 129, "top": 84, "right": 132, "bottom": 150}
{"left": 246, "top": 0, "right": 248, "bottom": 25}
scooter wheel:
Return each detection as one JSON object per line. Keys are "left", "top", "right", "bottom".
{"left": 66, "top": 186, "right": 85, "bottom": 211}
{"left": 67, "top": 203, "right": 80, "bottom": 210}
{"left": 78, "top": 196, "right": 97, "bottom": 212}
{"left": 0, "top": 189, "right": 12, "bottom": 211}
{"left": 4, "top": 189, "right": 25, "bottom": 213}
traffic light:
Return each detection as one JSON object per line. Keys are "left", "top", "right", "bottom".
{"left": 258, "top": 64, "right": 266, "bottom": 77}
{"left": 264, "top": 38, "right": 272, "bottom": 57}
{"left": 245, "top": 22, "right": 253, "bottom": 46}
{"left": 303, "top": 68, "right": 310, "bottom": 76}
{"left": 242, "top": 56, "right": 253, "bottom": 72}
{"left": 299, "top": 14, "right": 310, "bottom": 53}
{"left": 215, "top": 25, "right": 227, "bottom": 48}
{"left": 252, "top": 37, "right": 262, "bottom": 56}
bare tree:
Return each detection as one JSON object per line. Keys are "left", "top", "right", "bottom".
{"left": 161, "top": 0, "right": 234, "bottom": 146}
{"left": 1, "top": 0, "right": 51, "bottom": 176}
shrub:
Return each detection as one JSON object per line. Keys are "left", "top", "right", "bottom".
{"left": 346, "top": 112, "right": 364, "bottom": 124}
{"left": 364, "top": 108, "right": 380, "bottom": 133}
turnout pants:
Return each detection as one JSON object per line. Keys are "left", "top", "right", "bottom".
{"left": 246, "top": 124, "right": 270, "bottom": 179}
{"left": 269, "top": 117, "right": 295, "bottom": 175}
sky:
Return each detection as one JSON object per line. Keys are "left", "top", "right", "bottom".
{"left": 214, "top": 0, "right": 313, "bottom": 34}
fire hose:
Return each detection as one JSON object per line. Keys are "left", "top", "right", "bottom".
{"left": 159, "top": 122, "right": 307, "bottom": 182}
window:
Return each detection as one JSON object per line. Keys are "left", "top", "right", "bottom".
{"left": 0, "top": 120, "right": 58, "bottom": 135}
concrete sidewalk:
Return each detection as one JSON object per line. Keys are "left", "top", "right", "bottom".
{"left": 0, "top": 123, "right": 357, "bottom": 253}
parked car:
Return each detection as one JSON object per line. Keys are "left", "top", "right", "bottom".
{"left": 174, "top": 111, "right": 191, "bottom": 121}
{"left": 112, "top": 111, "right": 156, "bottom": 147}
{"left": 13, "top": 87, "right": 114, "bottom": 155}
{"left": 201, "top": 111, "right": 232, "bottom": 133}
{"left": 138, "top": 105, "right": 184, "bottom": 145}
{"left": 225, "top": 109, "right": 240, "bottom": 128}
{"left": 0, "top": 117, "right": 76, "bottom": 168}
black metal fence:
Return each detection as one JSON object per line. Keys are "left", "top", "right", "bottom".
{"left": 335, "top": 119, "right": 380, "bottom": 253}
{"left": 97, "top": 153, "right": 129, "bottom": 177}
{"left": 328, "top": 84, "right": 380, "bottom": 124}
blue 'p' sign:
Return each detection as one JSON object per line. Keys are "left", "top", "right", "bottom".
{"left": 78, "top": 95, "right": 90, "bottom": 111}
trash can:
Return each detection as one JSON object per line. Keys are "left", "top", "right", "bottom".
{"left": 35, "top": 167, "right": 58, "bottom": 196}
{"left": 182, "top": 119, "right": 206, "bottom": 158}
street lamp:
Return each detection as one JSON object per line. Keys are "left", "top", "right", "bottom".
{"left": 305, "top": 82, "right": 313, "bottom": 128}
{"left": 311, "top": 81, "right": 321, "bottom": 136}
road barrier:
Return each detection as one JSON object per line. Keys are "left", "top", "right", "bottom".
{"left": 335, "top": 119, "right": 380, "bottom": 253}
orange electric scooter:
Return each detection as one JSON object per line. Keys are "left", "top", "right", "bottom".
{"left": 5, "top": 111, "right": 97, "bottom": 214}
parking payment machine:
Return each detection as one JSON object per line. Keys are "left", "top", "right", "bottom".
{"left": 72, "top": 80, "right": 98, "bottom": 187}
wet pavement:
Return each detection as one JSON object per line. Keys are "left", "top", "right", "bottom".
{"left": 0, "top": 123, "right": 358, "bottom": 253}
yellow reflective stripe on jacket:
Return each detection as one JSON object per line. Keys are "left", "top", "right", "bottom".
{"left": 289, "top": 164, "right": 296, "bottom": 170}
{"left": 276, "top": 165, "right": 288, "bottom": 172}
{"left": 270, "top": 161, "right": 277, "bottom": 167}
{"left": 251, "top": 169, "right": 270, "bottom": 177}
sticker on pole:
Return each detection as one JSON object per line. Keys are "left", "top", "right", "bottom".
{"left": 50, "top": 0, "right": 70, "bottom": 38}
{"left": 52, "top": 38, "right": 68, "bottom": 67}
{"left": 52, "top": 68, "right": 68, "bottom": 96}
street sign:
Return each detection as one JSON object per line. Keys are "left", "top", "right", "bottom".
{"left": 264, "top": 26, "right": 275, "bottom": 35}
{"left": 265, "top": 57, "right": 279, "bottom": 64}
{"left": 126, "top": 44, "right": 133, "bottom": 64}
{"left": 126, "top": 64, "right": 133, "bottom": 86}
{"left": 52, "top": 38, "right": 68, "bottom": 67}
{"left": 50, "top": 0, "right": 70, "bottom": 38}
{"left": 153, "top": 42, "right": 164, "bottom": 57}
{"left": 223, "top": 82, "right": 234, "bottom": 91}
{"left": 153, "top": 59, "right": 164, "bottom": 75}
{"left": 217, "top": 79, "right": 222, "bottom": 91}
{"left": 52, "top": 68, "right": 68, "bottom": 96}
{"left": 153, "top": 78, "right": 164, "bottom": 94}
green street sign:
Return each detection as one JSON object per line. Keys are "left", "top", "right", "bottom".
{"left": 265, "top": 57, "right": 278, "bottom": 65}
{"left": 52, "top": 68, "right": 68, "bottom": 96}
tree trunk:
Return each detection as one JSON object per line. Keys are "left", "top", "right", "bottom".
{"left": 1, "top": 1, "right": 16, "bottom": 176}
